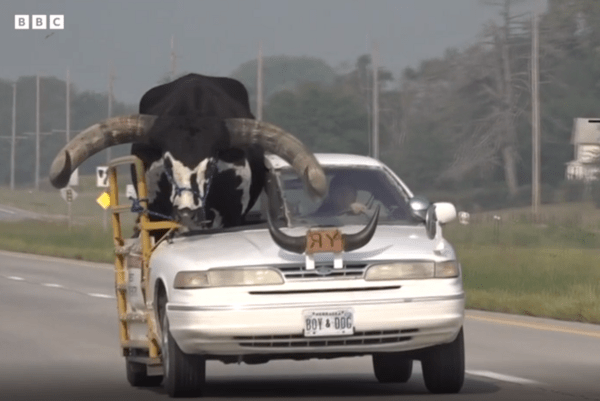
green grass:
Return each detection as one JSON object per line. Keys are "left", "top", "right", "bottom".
{"left": 0, "top": 220, "right": 116, "bottom": 262}
{"left": 458, "top": 245, "right": 600, "bottom": 323}
{"left": 0, "top": 172, "right": 137, "bottom": 261}
{"left": 444, "top": 221, "right": 600, "bottom": 249}
{"left": 0, "top": 173, "right": 137, "bottom": 226}
{"left": 1, "top": 183, "right": 599, "bottom": 324}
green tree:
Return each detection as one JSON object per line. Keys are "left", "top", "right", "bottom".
{"left": 230, "top": 55, "right": 336, "bottom": 114}
{"left": 0, "top": 75, "right": 136, "bottom": 187}
{"left": 264, "top": 83, "right": 369, "bottom": 155}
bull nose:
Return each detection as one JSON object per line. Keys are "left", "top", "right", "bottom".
{"left": 175, "top": 207, "right": 206, "bottom": 227}
{"left": 176, "top": 207, "right": 195, "bottom": 221}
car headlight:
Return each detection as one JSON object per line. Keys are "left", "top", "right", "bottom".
{"left": 365, "top": 260, "right": 460, "bottom": 281}
{"left": 435, "top": 260, "right": 461, "bottom": 278}
{"left": 174, "top": 268, "right": 284, "bottom": 289}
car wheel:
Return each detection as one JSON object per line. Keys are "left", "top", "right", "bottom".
{"left": 372, "top": 353, "right": 412, "bottom": 383}
{"left": 421, "top": 327, "right": 465, "bottom": 394}
{"left": 160, "top": 302, "right": 206, "bottom": 398}
{"left": 126, "top": 359, "right": 163, "bottom": 387}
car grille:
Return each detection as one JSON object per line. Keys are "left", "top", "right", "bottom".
{"left": 234, "top": 329, "right": 418, "bottom": 348}
{"left": 277, "top": 264, "right": 368, "bottom": 280}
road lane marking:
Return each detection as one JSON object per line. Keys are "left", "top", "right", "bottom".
{"left": 466, "top": 313, "right": 600, "bottom": 339}
{"left": 5, "top": 276, "right": 24, "bottom": 281}
{"left": 467, "top": 370, "right": 541, "bottom": 385}
{"left": 42, "top": 283, "right": 64, "bottom": 288}
{"left": 87, "top": 293, "right": 115, "bottom": 299}
{"left": 0, "top": 207, "right": 16, "bottom": 215}
{"left": 0, "top": 250, "right": 113, "bottom": 270}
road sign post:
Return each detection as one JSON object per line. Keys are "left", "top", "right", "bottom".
{"left": 60, "top": 187, "right": 78, "bottom": 232}
{"left": 97, "top": 166, "right": 109, "bottom": 232}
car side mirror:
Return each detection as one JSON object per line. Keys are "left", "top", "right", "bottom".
{"left": 434, "top": 202, "right": 457, "bottom": 225}
{"left": 409, "top": 196, "right": 431, "bottom": 221}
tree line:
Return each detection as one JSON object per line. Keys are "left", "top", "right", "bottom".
{"left": 1, "top": 0, "right": 598, "bottom": 211}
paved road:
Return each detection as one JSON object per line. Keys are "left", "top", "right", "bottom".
{"left": 0, "top": 204, "right": 64, "bottom": 222}
{"left": 1, "top": 250, "right": 599, "bottom": 400}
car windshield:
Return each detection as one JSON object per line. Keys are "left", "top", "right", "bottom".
{"left": 277, "top": 166, "right": 416, "bottom": 227}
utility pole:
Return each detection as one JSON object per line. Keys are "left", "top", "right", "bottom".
{"left": 10, "top": 83, "right": 16, "bottom": 190}
{"left": 2, "top": 83, "right": 27, "bottom": 188}
{"left": 372, "top": 41, "right": 380, "bottom": 160}
{"left": 531, "top": 3, "right": 541, "bottom": 216}
{"left": 257, "top": 42, "right": 263, "bottom": 121}
{"left": 107, "top": 63, "right": 114, "bottom": 163}
{"left": 104, "top": 63, "right": 115, "bottom": 233}
{"left": 366, "top": 33, "right": 372, "bottom": 156}
{"left": 35, "top": 73, "right": 40, "bottom": 191}
{"left": 171, "top": 35, "right": 177, "bottom": 81}
{"left": 66, "top": 68, "right": 70, "bottom": 142}
{"left": 65, "top": 68, "right": 79, "bottom": 186}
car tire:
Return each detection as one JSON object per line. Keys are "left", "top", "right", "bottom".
{"left": 372, "top": 353, "right": 413, "bottom": 383}
{"left": 126, "top": 359, "right": 163, "bottom": 387}
{"left": 160, "top": 303, "right": 206, "bottom": 398}
{"left": 421, "top": 327, "right": 465, "bottom": 394}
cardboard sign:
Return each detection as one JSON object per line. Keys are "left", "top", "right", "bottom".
{"left": 305, "top": 229, "right": 344, "bottom": 254}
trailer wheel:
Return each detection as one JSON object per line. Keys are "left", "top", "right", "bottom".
{"left": 126, "top": 359, "right": 163, "bottom": 387}
{"left": 160, "top": 300, "right": 206, "bottom": 397}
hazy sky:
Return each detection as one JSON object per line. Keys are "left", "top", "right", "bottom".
{"left": 3, "top": 0, "right": 546, "bottom": 104}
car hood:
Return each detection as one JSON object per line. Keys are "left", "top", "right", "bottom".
{"left": 150, "top": 225, "right": 457, "bottom": 271}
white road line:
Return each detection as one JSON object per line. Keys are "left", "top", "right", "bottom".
{"left": 87, "top": 293, "right": 115, "bottom": 299}
{"left": 0, "top": 207, "right": 16, "bottom": 215}
{"left": 42, "top": 283, "right": 64, "bottom": 288}
{"left": 467, "top": 370, "right": 542, "bottom": 385}
{"left": 6, "top": 276, "right": 25, "bottom": 281}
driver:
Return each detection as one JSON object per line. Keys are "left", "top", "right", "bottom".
{"left": 314, "top": 175, "right": 367, "bottom": 216}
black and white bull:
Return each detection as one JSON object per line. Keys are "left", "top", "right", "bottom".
{"left": 49, "top": 73, "right": 378, "bottom": 252}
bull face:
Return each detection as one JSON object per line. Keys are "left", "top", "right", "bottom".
{"left": 145, "top": 143, "right": 254, "bottom": 229}
{"left": 148, "top": 153, "right": 219, "bottom": 229}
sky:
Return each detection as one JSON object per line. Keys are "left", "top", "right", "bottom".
{"left": 2, "top": 0, "right": 546, "bottom": 104}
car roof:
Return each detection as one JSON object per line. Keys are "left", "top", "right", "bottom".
{"left": 265, "top": 153, "right": 385, "bottom": 170}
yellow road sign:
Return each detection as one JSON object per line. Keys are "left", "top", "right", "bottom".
{"left": 96, "top": 192, "right": 111, "bottom": 209}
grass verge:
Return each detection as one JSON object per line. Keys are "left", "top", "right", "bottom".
{"left": 458, "top": 245, "right": 600, "bottom": 324}
{"left": 0, "top": 218, "right": 599, "bottom": 324}
{"left": 0, "top": 220, "right": 126, "bottom": 263}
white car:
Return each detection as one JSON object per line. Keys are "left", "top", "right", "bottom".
{"left": 124, "top": 153, "right": 464, "bottom": 397}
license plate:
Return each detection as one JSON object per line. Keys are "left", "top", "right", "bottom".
{"left": 303, "top": 309, "right": 354, "bottom": 337}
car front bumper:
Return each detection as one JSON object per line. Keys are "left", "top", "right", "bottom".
{"left": 166, "top": 293, "right": 464, "bottom": 356}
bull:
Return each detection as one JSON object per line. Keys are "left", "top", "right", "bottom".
{"left": 49, "top": 73, "right": 377, "bottom": 250}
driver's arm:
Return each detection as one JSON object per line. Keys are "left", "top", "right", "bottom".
{"left": 349, "top": 202, "right": 368, "bottom": 215}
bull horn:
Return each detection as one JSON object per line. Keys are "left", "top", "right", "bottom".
{"left": 343, "top": 205, "right": 380, "bottom": 252}
{"left": 267, "top": 205, "right": 380, "bottom": 254}
{"left": 49, "top": 115, "right": 157, "bottom": 188}
{"left": 266, "top": 206, "right": 307, "bottom": 254}
{"left": 224, "top": 119, "right": 327, "bottom": 199}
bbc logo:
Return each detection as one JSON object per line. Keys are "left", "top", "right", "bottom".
{"left": 14, "top": 15, "right": 64, "bottom": 30}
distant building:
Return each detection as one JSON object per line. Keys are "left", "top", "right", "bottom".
{"left": 566, "top": 118, "right": 600, "bottom": 182}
